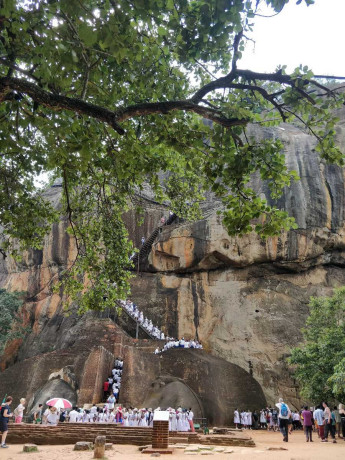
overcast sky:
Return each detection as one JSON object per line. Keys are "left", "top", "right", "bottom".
{"left": 240, "top": 0, "right": 345, "bottom": 76}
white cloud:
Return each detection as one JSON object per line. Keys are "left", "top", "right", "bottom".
{"left": 240, "top": 0, "right": 345, "bottom": 76}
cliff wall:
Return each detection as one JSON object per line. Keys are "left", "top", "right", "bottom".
{"left": 0, "top": 110, "right": 345, "bottom": 417}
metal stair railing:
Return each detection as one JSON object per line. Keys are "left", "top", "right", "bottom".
{"left": 114, "top": 300, "right": 161, "bottom": 341}
{"left": 131, "top": 213, "right": 177, "bottom": 269}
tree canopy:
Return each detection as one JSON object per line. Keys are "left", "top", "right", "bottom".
{"left": 0, "top": 0, "right": 344, "bottom": 310}
{"left": 0, "top": 288, "right": 26, "bottom": 353}
{"left": 289, "top": 287, "right": 345, "bottom": 403}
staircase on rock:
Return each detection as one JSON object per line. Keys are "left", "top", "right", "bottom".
{"left": 131, "top": 213, "right": 177, "bottom": 270}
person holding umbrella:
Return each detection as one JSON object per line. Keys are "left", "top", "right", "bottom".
{"left": 45, "top": 398, "right": 73, "bottom": 426}
{"left": 46, "top": 407, "right": 59, "bottom": 426}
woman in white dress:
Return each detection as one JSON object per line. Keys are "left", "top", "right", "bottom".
{"left": 246, "top": 411, "right": 252, "bottom": 429}
{"left": 132, "top": 409, "right": 139, "bottom": 427}
{"left": 171, "top": 410, "right": 177, "bottom": 431}
{"left": 138, "top": 410, "right": 147, "bottom": 427}
{"left": 240, "top": 411, "right": 246, "bottom": 428}
{"left": 176, "top": 409, "right": 184, "bottom": 431}
{"left": 260, "top": 409, "right": 267, "bottom": 429}
{"left": 182, "top": 411, "right": 189, "bottom": 431}
{"left": 234, "top": 409, "right": 240, "bottom": 429}
{"left": 123, "top": 409, "right": 129, "bottom": 427}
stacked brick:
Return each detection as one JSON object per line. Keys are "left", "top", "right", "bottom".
{"left": 152, "top": 420, "right": 169, "bottom": 449}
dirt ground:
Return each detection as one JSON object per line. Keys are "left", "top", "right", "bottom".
{"left": 1, "top": 430, "right": 344, "bottom": 460}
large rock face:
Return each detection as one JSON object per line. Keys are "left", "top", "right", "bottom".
{"left": 0, "top": 110, "right": 345, "bottom": 420}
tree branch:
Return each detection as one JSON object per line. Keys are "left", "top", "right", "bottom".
{"left": 0, "top": 76, "right": 125, "bottom": 134}
{"left": 231, "top": 30, "right": 243, "bottom": 72}
{"left": 116, "top": 100, "right": 247, "bottom": 128}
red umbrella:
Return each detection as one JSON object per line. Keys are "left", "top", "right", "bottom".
{"left": 46, "top": 398, "right": 72, "bottom": 409}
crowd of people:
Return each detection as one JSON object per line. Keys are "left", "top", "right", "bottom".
{"left": 154, "top": 338, "right": 203, "bottom": 354}
{"left": 103, "top": 357, "right": 124, "bottom": 403}
{"left": 119, "top": 300, "right": 164, "bottom": 340}
{"left": 54, "top": 406, "right": 195, "bottom": 432}
{"left": 234, "top": 399, "right": 345, "bottom": 443}
{"left": 119, "top": 299, "right": 203, "bottom": 353}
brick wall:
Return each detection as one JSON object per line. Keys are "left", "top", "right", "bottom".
{"left": 152, "top": 420, "right": 169, "bottom": 449}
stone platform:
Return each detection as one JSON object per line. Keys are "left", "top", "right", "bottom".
{"left": 7, "top": 424, "right": 254, "bottom": 447}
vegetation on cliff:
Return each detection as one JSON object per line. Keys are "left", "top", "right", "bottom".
{"left": 0, "top": 289, "right": 27, "bottom": 353}
{"left": 289, "top": 287, "right": 345, "bottom": 402}
{"left": 0, "top": 0, "right": 344, "bottom": 310}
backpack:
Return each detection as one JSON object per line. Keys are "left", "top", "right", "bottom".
{"left": 280, "top": 403, "right": 288, "bottom": 417}
{"left": 13, "top": 406, "right": 20, "bottom": 417}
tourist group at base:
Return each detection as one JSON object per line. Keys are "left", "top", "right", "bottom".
{"left": 234, "top": 398, "right": 345, "bottom": 443}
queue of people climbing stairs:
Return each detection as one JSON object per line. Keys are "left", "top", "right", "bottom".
{"left": 154, "top": 338, "right": 203, "bottom": 354}
{"left": 119, "top": 299, "right": 204, "bottom": 353}
{"left": 103, "top": 357, "right": 123, "bottom": 405}
{"left": 119, "top": 300, "right": 164, "bottom": 339}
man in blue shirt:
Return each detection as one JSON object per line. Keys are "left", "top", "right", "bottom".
{"left": 313, "top": 405, "right": 325, "bottom": 440}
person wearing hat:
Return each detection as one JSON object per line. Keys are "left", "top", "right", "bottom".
{"left": 46, "top": 407, "right": 59, "bottom": 426}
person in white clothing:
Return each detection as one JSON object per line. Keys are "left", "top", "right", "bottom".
{"left": 68, "top": 407, "right": 79, "bottom": 423}
{"left": 14, "top": 398, "right": 26, "bottom": 424}
{"left": 234, "top": 409, "right": 240, "bottom": 429}
{"left": 46, "top": 407, "right": 59, "bottom": 426}
{"left": 276, "top": 398, "right": 291, "bottom": 442}
{"left": 246, "top": 410, "right": 252, "bottom": 429}
{"left": 188, "top": 408, "right": 195, "bottom": 432}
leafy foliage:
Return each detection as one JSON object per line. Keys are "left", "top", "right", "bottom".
{"left": 0, "top": 288, "right": 27, "bottom": 353}
{"left": 289, "top": 287, "right": 345, "bottom": 402}
{"left": 0, "top": 0, "right": 344, "bottom": 310}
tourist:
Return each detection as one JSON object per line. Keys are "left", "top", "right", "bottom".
{"left": 271, "top": 408, "right": 278, "bottom": 431}
{"left": 141, "top": 236, "right": 145, "bottom": 245}
{"left": 103, "top": 380, "right": 110, "bottom": 400}
{"left": 313, "top": 405, "right": 325, "bottom": 440}
{"left": 234, "top": 408, "right": 240, "bottom": 429}
{"left": 34, "top": 404, "right": 43, "bottom": 424}
{"left": 90, "top": 405, "right": 98, "bottom": 416}
{"left": 68, "top": 407, "right": 79, "bottom": 423}
{"left": 337, "top": 404, "right": 345, "bottom": 440}
{"left": 275, "top": 398, "right": 291, "bottom": 442}
{"left": 107, "top": 394, "right": 116, "bottom": 411}
{"left": 322, "top": 401, "right": 336, "bottom": 443}
{"left": 333, "top": 405, "right": 342, "bottom": 438}
{"left": 260, "top": 409, "right": 267, "bottom": 429}
{"left": 14, "top": 398, "right": 26, "bottom": 423}
{"left": 42, "top": 406, "right": 51, "bottom": 425}
{"left": 302, "top": 405, "right": 313, "bottom": 442}
{"left": 252, "top": 411, "right": 259, "bottom": 430}
{"left": 292, "top": 411, "right": 301, "bottom": 430}
{"left": 188, "top": 408, "right": 195, "bottom": 432}
{"left": 46, "top": 407, "right": 59, "bottom": 426}
{"left": 0, "top": 396, "right": 13, "bottom": 448}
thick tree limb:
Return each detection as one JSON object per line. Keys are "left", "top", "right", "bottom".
{"left": 0, "top": 76, "right": 247, "bottom": 132}
{"left": 116, "top": 100, "right": 247, "bottom": 128}
{"left": 0, "top": 76, "right": 125, "bottom": 134}
{"left": 231, "top": 30, "right": 243, "bottom": 72}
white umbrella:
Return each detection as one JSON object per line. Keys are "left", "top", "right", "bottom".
{"left": 46, "top": 398, "right": 72, "bottom": 409}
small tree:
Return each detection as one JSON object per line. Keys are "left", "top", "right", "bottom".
{"left": 289, "top": 287, "right": 345, "bottom": 402}
{"left": 0, "top": 288, "right": 27, "bottom": 354}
